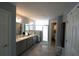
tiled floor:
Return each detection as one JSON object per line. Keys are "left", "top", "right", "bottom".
{"left": 21, "top": 41, "right": 56, "bottom": 56}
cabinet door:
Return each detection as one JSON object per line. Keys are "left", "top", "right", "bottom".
{"left": 33, "top": 36, "right": 35, "bottom": 44}
{"left": 30, "top": 37, "right": 33, "bottom": 46}
{"left": 26, "top": 39, "right": 29, "bottom": 49}
{"left": 36, "top": 36, "right": 38, "bottom": 43}
{"left": 16, "top": 40, "right": 26, "bottom": 55}
{"left": 27, "top": 38, "right": 31, "bottom": 48}
{"left": 16, "top": 42, "right": 21, "bottom": 55}
{"left": 21, "top": 40, "right": 26, "bottom": 51}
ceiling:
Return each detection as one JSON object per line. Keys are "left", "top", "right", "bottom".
{"left": 14, "top": 2, "right": 77, "bottom": 20}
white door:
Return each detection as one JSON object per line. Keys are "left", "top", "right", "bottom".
{"left": 65, "top": 14, "right": 73, "bottom": 55}
{"left": 0, "top": 9, "right": 11, "bottom": 56}
{"left": 65, "top": 4, "right": 79, "bottom": 56}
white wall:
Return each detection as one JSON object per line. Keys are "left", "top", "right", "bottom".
{"left": 22, "top": 16, "right": 29, "bottom": 24}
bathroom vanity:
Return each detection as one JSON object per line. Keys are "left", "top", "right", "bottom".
{"left": 16, "top": 34, "right": 38, "bottom": 56}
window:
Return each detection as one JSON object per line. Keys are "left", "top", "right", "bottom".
{"left": 30, "top": 25, "right": 34, "bottom": 30}
{"left": 35, "top": 26, "right": 43, "bottom": 31}
{"left": 34, "top": 20, "right": 49, "bottom": 31}
{"left": 25, "top": 24, "right": 29, "bottom": 31}
{"left": 35, "top": 20, "right": 49, "bottom": 26}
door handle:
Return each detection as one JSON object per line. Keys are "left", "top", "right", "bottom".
{"left": 65, "top": 40, "right": 67, "bottom": 42}
{"left": 3, "top": 44, "right": 8, "bottom": 48}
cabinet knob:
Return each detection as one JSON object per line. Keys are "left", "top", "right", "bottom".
{"left": 65, "top": 40, "right": 67, "bottom": 42}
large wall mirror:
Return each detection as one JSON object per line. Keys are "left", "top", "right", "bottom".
{"left": 16, "top": 23, "right": 22, "bottom": 35}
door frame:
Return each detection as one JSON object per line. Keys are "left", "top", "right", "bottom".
{"left": 61, "top": 22, "right": 66, "bottom": 48}
{"left": 51, "top": 22, "right": 57, "bottom": 45}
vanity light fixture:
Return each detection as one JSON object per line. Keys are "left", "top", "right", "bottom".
{"left": 16, "top": 17, "right": 22, "bottom": 23}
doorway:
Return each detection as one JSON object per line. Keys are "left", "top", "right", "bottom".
{"left": 61, "top": 22, "right": 66, "bottom": 48}
{"left": 42, "top": 26, "right": 48, "bottom": 42}
{"left": 51, "top": 22, "right": 57, "bottom": 46}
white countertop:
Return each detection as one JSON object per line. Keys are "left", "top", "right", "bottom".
{"left": 16, "top": 34, "right": 38, "bottom": 42}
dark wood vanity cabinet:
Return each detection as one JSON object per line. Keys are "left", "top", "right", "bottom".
{"left": 16, "top": 35, "right": 38, "bottom": 56}
{"left": 32, "top": 37, "right": 35, "bottom": 44}
{"left": 26, "top": 38, "right": 30, "bottom": 49}
{"left": 16, "top": 39, "right": 26, "bottom": 55}
{"left": 33, "top": 36, "right": 38, "bottom": 44}
{"left": 29, "top": 37, "right": 33, "bottom": 46}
